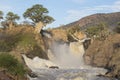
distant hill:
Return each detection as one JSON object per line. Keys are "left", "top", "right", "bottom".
{"left": 60, "top": 12, "right": 120, "bottom": 30}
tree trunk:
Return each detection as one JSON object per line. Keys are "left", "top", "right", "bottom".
{"left": 9, "top": 21, "right": 14, "bottom": 30}
{"left": 34, "top": 22, "right": 44, "bottom": 34}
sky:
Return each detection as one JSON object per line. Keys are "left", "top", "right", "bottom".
{"left": 0, "top": 0, "right": 120, "bottom": 28}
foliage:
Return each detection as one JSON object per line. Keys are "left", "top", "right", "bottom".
{"left": 23, "top": 4, "right": 54, "bottom": 25}
{"left": 114, "top": 22, "right": 120, "bottom": 33}
{"left": 1, "top": 12, "right": 20, "bottom": 28}
{"left": 66, "top": 26, "right": 81, "bottom": 41}
{"left": 0, "top": 53, "right": 26, "bottom": 77}
{"left": 85, "top": 23, "right": 107, "bottom": 37}
{"left": 0, "top": 34, "right": 20, "bottom": 52}
{"left": 114, "top": 26, "right": 120, "bottom": 33}
{"left": 86, "top": 26, "right": 101, "bottom": 37}
{"left": 17, "top": 33, "right": 36, "bottom": 47}
{"left": 0, "top": 10, "right": 3, "bottom": 19}
{"left": 0, "top": 32, "right": 37, "bottom": 52}
{"left": 0, "top": 40, "right": 12, "bottom": 52}
{"left": 67, "top": 25, "right": 80, "bottom": 35}
{"left": 6, "top": 12, "right": 20, "bottom": 22}
{"left": 0, "top": 53, "right": 17, "bottom": 68}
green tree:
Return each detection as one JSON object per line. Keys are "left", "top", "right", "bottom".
{"left": 23, "top": 4, "right": 54, "bottom": 24}
{"left": 5, "top": 12, "right": 20, "bottom": 29}
{"left": 0, "top": 10, "right": 3, "bottom": 20}
{"left": 23, "top": 4, "right": 54, "bottom": 33}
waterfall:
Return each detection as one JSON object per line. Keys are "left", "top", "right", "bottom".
{"left": 22, "top": 31, "right": 110, "bottom": 80}
{"left": 47, "top": 41, "right": 86, "bottom": 68}
{"left": 22, "top": 40, "right": 86, "bottom": 69}
{"left": 22, "top": 54, "right": 57, "bottom": 71}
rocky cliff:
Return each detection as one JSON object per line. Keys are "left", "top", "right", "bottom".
{"left": 84, "top": 33, "right": 120, "bottom": 78}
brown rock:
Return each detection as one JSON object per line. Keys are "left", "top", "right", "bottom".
{"left": 84, "top": 34, "right": 120, "bottom": 78}
{"left": 0, "top": 71, "right": 14, "bottom": 80}
{"left": 49, "top": 66, "right": 59, "bottom": 69}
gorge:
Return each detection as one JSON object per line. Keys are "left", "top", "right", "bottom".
{"left": 22, "top": 31, "right": 112, "bottom": 80}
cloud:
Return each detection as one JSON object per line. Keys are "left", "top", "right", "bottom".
{"left": 65, "top": 0, "right": 120, "bottom": 22}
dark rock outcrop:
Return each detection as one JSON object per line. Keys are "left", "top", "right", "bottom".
{"left": 49, "top": 66, "right": 59, "bottom": 69}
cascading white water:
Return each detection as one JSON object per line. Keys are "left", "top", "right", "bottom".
{"left": 22, "top": 55, "right": 57, "bottom": 71}
{"left": 47, "top": 41, "right": 85, "bottom": 68}
{"left": 22, "top": 38, "right": 111, "bottom": 80}
{"left": 22, "top": 40, "right": 86, "bottom": 70}
{"left": 22, "top": 31, "right": 114, "bottom": 80}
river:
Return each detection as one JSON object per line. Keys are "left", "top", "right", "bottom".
{"left": 23, "top": 36, "right": 117, "bottom": 80}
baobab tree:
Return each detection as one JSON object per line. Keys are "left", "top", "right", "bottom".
{"left": 23, "top": 4, "right": 54, "bottom": 33}
{"left": 5, "top": 12, "right": 20, "bottom": 30}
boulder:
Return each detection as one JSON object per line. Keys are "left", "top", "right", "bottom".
{"left": 49, "top": 66, "right": 59, "bottom": 69}
{"left": 0, "top": 70, "right": 14, "bottom": 80}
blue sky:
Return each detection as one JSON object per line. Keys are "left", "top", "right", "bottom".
{"left": 0, "top": 0, "right": 120, "bottom": 28}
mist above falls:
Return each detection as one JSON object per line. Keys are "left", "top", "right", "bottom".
{"left": 23, "top": 40, "right": 86, "bottom": 70}
{"left": 48, "top": 41, "right": 85, "bottom": 68}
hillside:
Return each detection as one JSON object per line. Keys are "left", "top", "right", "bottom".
{"left": 60, "top": 12, "right": 120, "bottom": 30}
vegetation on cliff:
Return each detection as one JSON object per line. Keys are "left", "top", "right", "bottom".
{"left": 0, "top": 27, "right": 48, "bottom": 79}
{"left": 0, "top": 3, "right": 54, "bottom": 79}
{"left": 0, "top": 53, "right": 26, "bottom": 79}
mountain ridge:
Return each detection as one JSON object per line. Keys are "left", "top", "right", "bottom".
{"left": 60, "top": 12, "right": 120, "bottom": 30}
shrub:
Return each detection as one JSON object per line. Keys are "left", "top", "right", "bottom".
{"left": 0, "top": 53, "right": 17, "bottom": 68}
{"left": 67, "top": 25, "right": 80, "bottom": 34}
{"left": 0, "top": 32, "right": 36, "bottom": 52}
{"left": 85, "top": 23, "right": 109, "bottom": 39}
{"left": 18, "top": 33, "right": 36, "bottom": 47}
{"left": 0, "top": 33, "right": 21, "bottom": 52}
{"left": 0, "top": 53, "right": 26, "bottom": 78}
{"left": 85, "top": 26, "right": 105, "bottom": 37}
{"left": 114, "top": 26, "right": 120, "bottom": 33}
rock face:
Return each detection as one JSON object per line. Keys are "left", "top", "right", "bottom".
{"left": 49, "top": 28, "right": 68, "bottom": 42}
{"left": 84, "top": 34, "right": 120, "bottom": 78}
{"left": 73, "top": 31, "right": 86, "bottom": 40}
